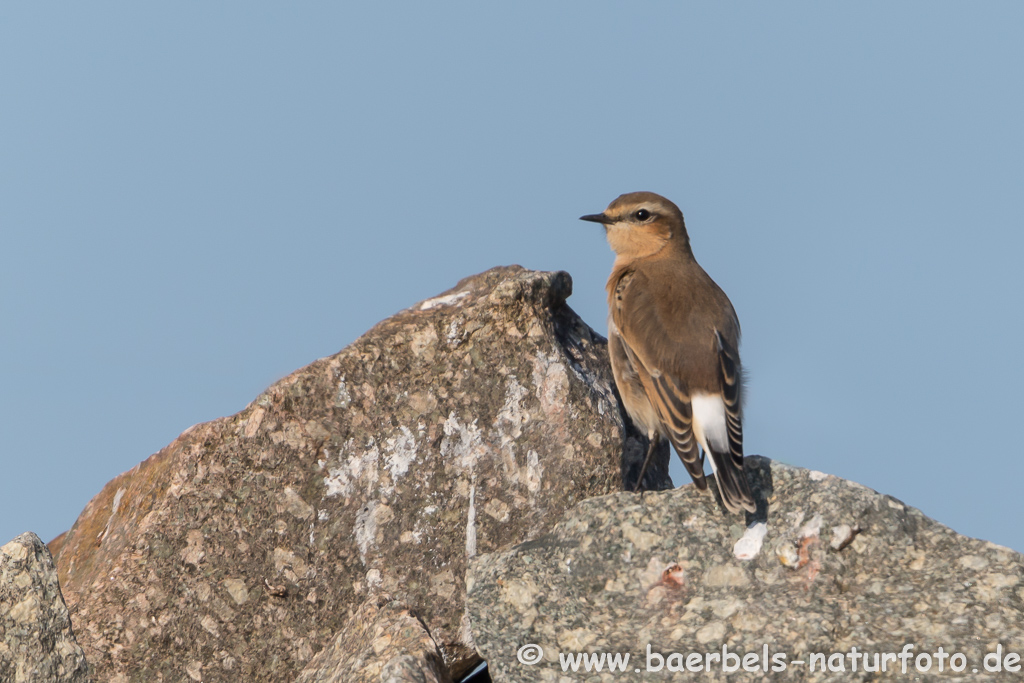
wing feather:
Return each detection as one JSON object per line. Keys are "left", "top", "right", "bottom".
{"left": 716, "top": 330, "right": 745, "bottom": 466}
{"left": 613, "top": 304, "right": 706, "bottom": 489}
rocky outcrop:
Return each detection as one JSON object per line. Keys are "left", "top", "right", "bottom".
{"left": 52, "top": 266, "right": 664, "bottom": 682}
{"left": 22, "top": 264, "right": 1024, "bottom": 682}
{"left": 1, "top": 533, "right": 90, "bottom": 683}
{"left": 295, "top": 595, "right": 452, "bottom": 683}
{"left": 467, "top": 457, "right": 1024, "bottom": 681}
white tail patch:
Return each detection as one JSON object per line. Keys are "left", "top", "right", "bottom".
{"left": 691, "top": 392, "right": 728, "bottom": 458}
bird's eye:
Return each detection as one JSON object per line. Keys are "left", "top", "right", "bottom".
{"left": 635, "top": 209, "right": 652, "bottom": 221}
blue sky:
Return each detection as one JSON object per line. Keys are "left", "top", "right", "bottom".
{"left": 3, "top": 4, "right": 1023, "bottom": 552}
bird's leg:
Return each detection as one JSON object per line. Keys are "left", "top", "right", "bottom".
{"left": 633, "top": 432, "right": 661, "bottom": 493}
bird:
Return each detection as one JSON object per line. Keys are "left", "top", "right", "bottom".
{"left": 580, "top": 192, "right": 756, "bottom": 514}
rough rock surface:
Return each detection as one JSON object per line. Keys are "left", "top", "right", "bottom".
{"left": 295, "top": 594, "right": 452, "bottom": 683}
{"left": 1, "top": 532, "right": 90, "bottom": 683}
{"left": 468, "top": 457, "right": 1024, "bottom": 682}
{"left": 53, "top": 266, "right": 666, "bottom": 682}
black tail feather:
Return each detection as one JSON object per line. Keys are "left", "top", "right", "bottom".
{"left": 709, "top": 448, "right": 756, "bottom": 514}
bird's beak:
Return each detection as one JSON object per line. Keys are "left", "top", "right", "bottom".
{"left": 579, "top": 213, "right": 612, "bottom": 224}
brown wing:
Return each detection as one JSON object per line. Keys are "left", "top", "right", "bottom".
{"left": 616, "top": 332, "right": 707, "bottom": 489}
{"left": 615, "top": 259, "right": 739, "bottom": 386}
{"left": 609, "top": 266, "right": 707, "bottom": 489}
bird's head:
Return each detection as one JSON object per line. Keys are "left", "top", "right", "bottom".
{"left": 580, "top": 191, "right": 689, "bottom": 259}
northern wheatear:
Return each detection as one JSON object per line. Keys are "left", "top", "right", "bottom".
{"left": 581, "top": 192, "right": 756, "bottom": 514}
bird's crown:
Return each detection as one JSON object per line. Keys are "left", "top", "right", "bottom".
{"left": 603, "top": 191, "right": 684, "bottom": 229}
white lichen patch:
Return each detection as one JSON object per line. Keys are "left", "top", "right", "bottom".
{"left": 799, "top": 514, "right": 822, "bottom": 540}
{"left": 354, "top": 501, "right": 394, "bottom": 565}
{"left": 446, "top": 319, "right": 461, "bottom": 345}
{"left": 829, "top": 524, "right": 857, "bottom": 550}
{"left": 734, "top": 522, "right": 768, "bottom": 561}
{"left": 441, "top": 412, "right": 486, "bottom": 472}
{"left": 495, "top": 377, "right": 529, "bottom": 438}
{"left": 419, "top": 290, "right": 470, "bottom": 310}
{"left": 355, "top": 501, "right": 379, "bottom": 563}
{"left": 383, "top": 424, "right": 423, "bottom": 482}
{"left": 335, "top": 377, "right": 352, "bottom": 409}
{"left": 324, "top": 439, "right": 380, "bottom": 499}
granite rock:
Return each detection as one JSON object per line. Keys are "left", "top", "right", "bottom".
{"left": 295, "top": 594, "right": 452, "bottom": 683}
{"left": 52, "top": 266, "right": 666, "bottom": 682}
{"left": 467, "top": 457, "right": 1024, "bottom": 681}
{"left": 1, "top": 532, "right": 90, "bottom": 683}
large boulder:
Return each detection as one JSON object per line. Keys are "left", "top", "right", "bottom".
{"left": 1, "top": 532, "right": 90, "bottom": 683}
{"left": 53, "top": 266, "right": 663, "bottom": 682}
{"left": 295, "top": 595, "right": 452, "bottom": 683}
{"left": 467, "top": 457, "right": 1024, "bottom": 681}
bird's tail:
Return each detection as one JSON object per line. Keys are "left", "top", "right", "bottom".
{"left": 708, "top": 449, "right": 757, "bottom": 514}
